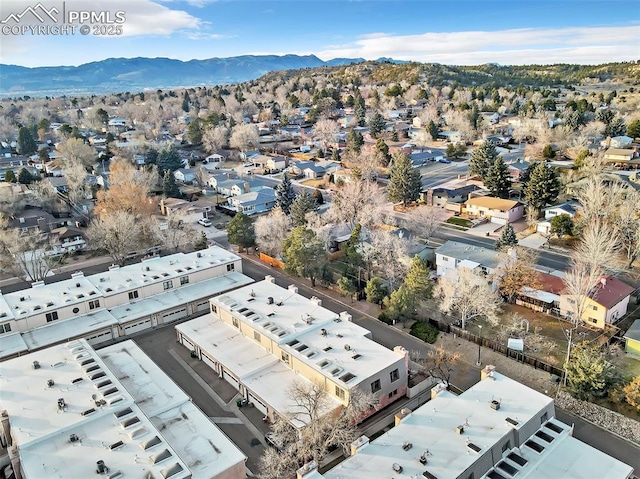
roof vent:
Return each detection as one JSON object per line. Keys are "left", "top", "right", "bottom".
{"left": 70, "top": 433, "right": 80, "bottom": 443}
{"left": 32, "top": 360, "right": 40, "bottom": 369}
{"left": 47, "top": 379, "right": 55, "bottom": 387}
{"left": 344, "top": 344, "right": 351, "bottom": 351}
{"left": 402, "top": 442, "right": 413, "bottom": 451}
{"left": 456, "top": 425, "right": 464, "bottom": 434}
{"left": 57, "top": 398, "right": 67, "bottom": 411}
{"left": 267, "top": 297, "right": 274, "bottom": 305}
{"left": 96, "top": 460, "right": 109, "bottom": 474}
{"left": 76, "top": 283, "right": 81, "bottom": 288}
{"left": 392, "top": 463, "right": 403, "bottom": 473}
{"left": 490, "top": 399, "right": 501, "bottom": 410}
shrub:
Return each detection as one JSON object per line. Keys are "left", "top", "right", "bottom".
{"left": 410, "top": 321, "right": 439, "bottom": 344}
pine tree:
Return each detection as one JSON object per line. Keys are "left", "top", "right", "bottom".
{"left": 275, "top": 172, "right": 296, "bottom": 215}
{"left": 427, "top": 120, "right": 439, "bottom": 141}
{"left": 17, "top": 126, "right": 37, "bottom": 155}
{"left": 368, "top": 112, "right": 385, "bottom": 138}
{"left": 469, "top": 141, "right": 498, "bottom": 178}
{"left": 353, "top": 88, "right": 366, "bottom": 126}
{"left": 404, "top": 256, "right": 432, "bottom": 299}
{"left": 524, "top": 162, "right": 561, "bottom": 212}
{"left": 374, "top": 138, "right": 391, "bottom": 167}
{"left": 227, "top": 211, "right": 256, "bottom": 253}
{"left": 627, "top": 119, "right": 640, "bottom": 139}
{"left": 290, "top": 190, "right": 319, "bottom": 226}
{"left": 387, "top": 152, "right": 421, "bottom": 206}
{"left": 484, "top": 157, "right": 511, "bottom": 199}
{"left": 495, "top": 222, "right": 518, "bottom": 250}
{"left": 157, "top": 146, "right": 182, "bottom": 174}
{"left": 4, "top": 169, "right": 16, "bottom": 183}
{"left": 17, "top": 168, "right": 35, "bottom": 184}
{"left": 162, "top": 170, "right": 180, "bottom": 197}
{"left": 518, "top": 162, "right": 537, "bottom": 190}
{"left": 282, "top": 226, "right": 326, "bottom": 286}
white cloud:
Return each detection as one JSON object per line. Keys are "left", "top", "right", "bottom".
{"left": 316, "top": 25, "right": 640, "bottom": 64}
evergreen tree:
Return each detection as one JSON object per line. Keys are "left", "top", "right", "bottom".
{"left": 565, "top": 341, "right": 617, "bottom": 400}
{"left": 627, "top": 119, "right": 640, "bottom": 139}
{"left": 368, "top": 112, "right": 386, "bottom": 138}
{"left": 484, "top": 157, "right": 512, "bottom": 199}
{"left": 331, "top": 148, "right": 341, "bottom": 162}
{"left": 282, "top": 226, "right": 326, "bottom": 286}
{"left": 346, "top": 129, "right": 364, "bottom": 155}
{"left": 542, "top": 144, "right": 555, "bottom": 159}
{"left": 4, "top": 169, "right": 16, "bottom": 183}
{"left": 427, "top": 120, "right": 439, "bottom": 141}
{"left": 524, "top": 162, "right": 561, "bottom": 212}
{"left": 145, "top": 148, "right": 159, "bottom": 166}
{"left": 275, "top": 172, "right": 296, "bottom": 215}
{"left": 605, "top": 117, "right": 627, "bottom": 137}
{"left": 374, "top": 138, "right": 391, "bottom": 167}
{"left": 157, "top": 146, "right": 182, "bottom": 174}
{"left": 550, "top": 214, "right": 574, "bottom": 238}
{"left": 227, "top": 212, "right": 256, "bottom": 253}
{"left": 495, "top": 222, "right": 518, "bottom": 250}
{"left": 17, "top": 168, "right": 35, "bottom": 184}
{"left": 364, "top": 277, "right": 387, "bottom": 304}
{"left": 162, "top": 170, "right": 180, "bottom": 197}
{"left": 343, "top": 223, "right": 365, "bottom": 282}
{"left": 17, "top": 126, "right": 37, "bottom": 155}
{"left": 313, "top": 189, "right": 324, "bottom": 205}
{"left": 387, "top": 152, "right": 421, "bottom": 206}
{"left": 194, "top": 232, "right": 208, "bottom": 251}
{"left": 95, "top": 108, "right": 109, "bottom": 125}
{"left": 519, "top": 161, "right": 537, "bottom": 189}
{"left": 404, "top": 256, "right": 432, "bottom": 300}
{"left": 290, "top": 190, "right": 319, "bottom": 226}
{"left": 353, "top": 88, "right": 366, "bottom": 126}
{"left": 469, "top": 141, "right": 498, "bottom": 178}
{"left": 187, "top": 118, "right": 203, "bottom": 144}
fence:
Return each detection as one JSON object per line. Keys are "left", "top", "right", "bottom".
{"left": 427, "top": 318, "right": 565, "bottom": 378}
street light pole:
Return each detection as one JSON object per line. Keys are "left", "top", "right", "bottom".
{"left": 476, "top": 325, "right": 483, "bottom": 366}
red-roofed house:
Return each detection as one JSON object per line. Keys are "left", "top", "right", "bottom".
{"left": 559, "top": 276, "right": 635, "bottom": 329}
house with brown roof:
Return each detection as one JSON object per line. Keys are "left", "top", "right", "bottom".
{"left": 515, "top": 272, "right": 566, "bottom": 314}
{"left": 559, "top": 276, "right": 635, "bottom": 329}
{"left": 463, "top": 196, "right": 525, "bottom": 225}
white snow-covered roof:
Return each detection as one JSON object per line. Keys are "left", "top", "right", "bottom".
{"left": 0, "top": 332, "right": 28, "bottom": 358}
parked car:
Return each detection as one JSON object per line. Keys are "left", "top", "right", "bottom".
{"left": 264, "top": 432, "right": 286, "bottom": 451}
{"left": 438, "top": 158, "right": 452, "bottom": 163}
{"left": 198, "top": 218, "right": 212, "bottom": 227}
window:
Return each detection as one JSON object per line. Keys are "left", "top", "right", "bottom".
{"left": 281, "top": 352, "right": 290, "bottom": 364}
{"left": 567, "top": 298, "right": 575, "bottom": 304}
{"left": 335, "top": 386, "right": 345, "bottom": 400}
{"left": 388, "top": 389, "right": 398, "bottom": 399}
{"left": 180, "top": 276, "right": 189, "bottom": 285}
{"left": 128, "top": 290, "right": 139, "bottom": 300}
{"left": 211, "top": 305, "right": 218, "bottom": 314}
{"left": 163, "top": 280, "right": 173, "bottom": 290}
{"left": 588, "top": 317, "right": 598, "bottom": 324}
{"left": 591, "top": 305, "right": 598, "bottom": 311}
{"left": 46, "top": 311, "right": 59, "bottom": 322}
{"left": 232, "top": 317, "right": 239, "bottom": 328}
{"left": 88, "top": 300, "right": 100, "bottom": 310}
{"left": 370, "top": 379, "right": 381, "bottom": 393}
{"left": 227, "top": 263, "right": 235, "bottom": 272}
{"left": 0, "top": 323, "right": 11, "bottom": 334}
{"left": 390, "top": 368, "right": 399, "bottom": 382}
{"left": 441, "top": 256, "right": 449, "bottom": 262}
{"left": 254, "top": 331, "right": 261, "bottom": 342}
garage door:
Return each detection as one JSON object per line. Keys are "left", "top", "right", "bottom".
{"left": 248, "top": 392, "right": 268, "bottom": 414}
{"left": 180, "top": 335, "right": 195, "bottom": 351}
{"left": 195, "top": 300, "right": 210, "bottom": 312}
{"left": 202, "top": 352, "right": 217, "bottom": 371}
{"left": 86, "top": 330, "right": 113, "bottom": 345}
{"left": 123, "top": 319, "right": 152, "bottom": 335}
{"left": 222, "top": 369, "right": 240, "bottom": 389}
{"left": 162, "top": 307, "right": 187, "bottom": 323}
{"left": 491, "top": 217, "right": 508, "bottom": 225}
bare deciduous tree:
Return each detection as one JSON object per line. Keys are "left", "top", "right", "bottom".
{"left": 434, "top": 267, "right": 502, "bottom": 330}
{"left": 229, "top": 123, "right": 259, "bottom": 152}
{"left": 152, "top": 216, "right": 195, "bottom": 253}
{"left": 86, "top": 211, "right": 146, "bottom": 266}
{"left": 363, "top": 229, "right": 409, "bottom": 289}
{"left": 405, "top": 206, "right": 442, "bottom": 244}
{"left": 574, "top": 176, "right": 626, "bottom": 226}
{"left": 313, "top": 116, "right": 339, "bottom": 155}
{"left": 95, "top": 158, "right": 157, "bottom": 218}
{"left": 615, "top": 192, "right": 640, "bottom": 269}
{"left": 255, "top": 207, "right": 291, "bottom": 258}
{"left": 328, "top": 180, "right": 386, "bottom": 228}
{"left": 259, "top": 380, "right": 376, "bottom": 479}
{"left": 202, "top": 125, "right": 229, "bottom": 153}
{"left": 414, "top": 345, "right": 460, "bottom": 388}
{"left": 491, "top": 248, "right": 541, "bottom": 303}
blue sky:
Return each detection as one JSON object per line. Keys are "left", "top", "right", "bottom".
{"left": 1, "top": 0, "right": 638, "bottom": 67}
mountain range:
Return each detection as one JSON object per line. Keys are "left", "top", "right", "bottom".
{"left": 0, "top": 54, "right": 379, "bottom": 97}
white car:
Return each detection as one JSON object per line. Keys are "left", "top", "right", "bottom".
{"left": 198, "top": 218, "right": 212, "bottom": 227}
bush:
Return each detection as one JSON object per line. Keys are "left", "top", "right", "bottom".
{"left": 410, "top": 321, "right": 439, "bottom": 344}
{"left": 378, "top": 311, "right": 392, "bottom": 324}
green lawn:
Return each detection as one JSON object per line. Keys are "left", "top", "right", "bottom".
{"left": 445, "top": 217, "right": 472, "bottom": 228}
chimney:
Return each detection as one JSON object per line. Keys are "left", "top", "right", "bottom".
{"left": 310, "top": 296, "right": 322, "bottom": 306}
{"left": 600, "top": 277, "right": 607, "bottom": 287}
{"left": 9, "top": 446, "right": 22, "bottom": 479}
{"left": 296, "top": 461, "right": 318, "bottom": 479}
{"left": 431, "top": 382, "right": 447, "bottom": 399}
{"left": 288, "top": 284, "right": 299, "bottom": 294}
{"left": 350, "top": 435, "right": 370, "bottom": 456}
{"left": 395, "top": 408, "right": 412, "bottom": 426}
{"left": 481, "top": 365, "right": 497, "bottom": 381}
{"left": 264, "top": 275, "right": 276, "bottom": 284}
{"left": 339, "top": 311, "right": 352, "bottom": 322}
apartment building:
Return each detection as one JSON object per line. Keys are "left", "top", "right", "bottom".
{"left": 176, "top": 277, "right": 409, "bottom": 423}
{"left": 0, "top": 339, "right": 247, "bottom": 479}
{"left": 0, "top": 247, "right": 253, "bottom": 360}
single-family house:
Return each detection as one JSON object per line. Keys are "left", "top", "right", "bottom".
{"left": 410, "top": 149, "right": 444, "bottom": 167}
{"left": 603, "top": 148, "right": 637, "bottom": 164}
{"left": 481, "top": 112, "right": 500, "bottom": 125}
{"left": 608, "top": 136, "right": 634, "bottom": 148}
{"left": 434, "top": 240, "right": 502, "bottom": 278}
{"left": 506, "top": 160, "right": 531, "bottom": 180}
{"left": 303, "top": 163, "right": 328, "bottom": 179}
{"left": 463, "top": 197, "right": 525, "bottom": 224}
{"left": 226, "top": 188, "right": 276, "bottom": 215}
{"left": 49, "top": 226, "right": 87, "bottom": 253}
{"left": 205, "top": 153, "right": 226, "bottom": 164}
{"left": 559, "top": 276, "right": 635, "bottom": 329}
{"left": 437, "top": 131, "right": 463, "bottom": 143}
{"left": 536, "top": 200, "right": 580, "bottom": 235}
{"left": 174, "top": 168, "right": 195, "bottom": 183}
{"left": 266, "top": 156, "right": 287, "bottom": 172}
{"left": 515, "top": 271, "right": 566, "bottom": 314}
{"left": 424, "top": 184, "right": 483, "bottom": 209}
{"left": 624, "top": 320, "right": 640, "bottom": 356}
{"left": 8, "top": 209, "right": 69, "bottom": 233}
{"left": 241, "top": 150, "right": 260, "bottom": 161}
